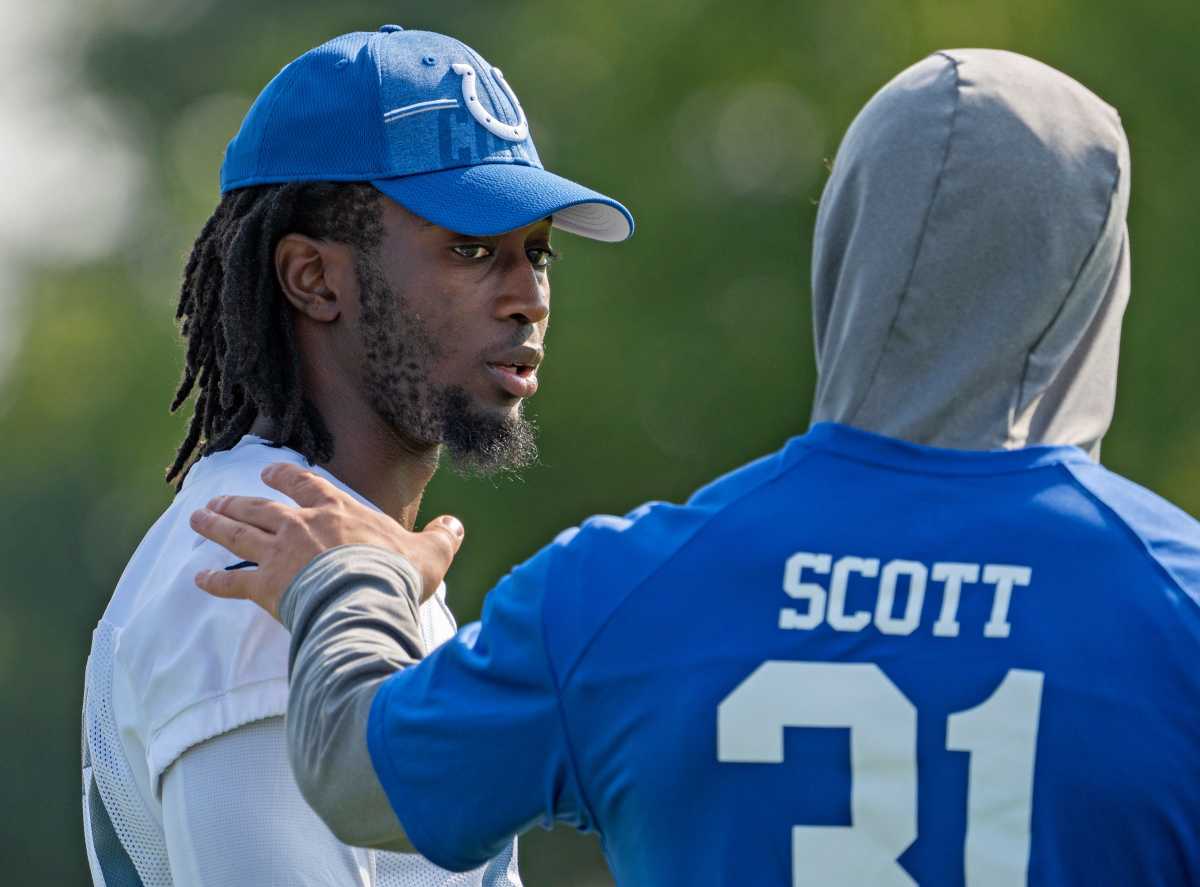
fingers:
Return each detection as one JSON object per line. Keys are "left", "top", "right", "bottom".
{"left": 261, "top": 463, "right": 340, "bottom": 508}
{"left": 195, "top": 567, "right": 280, "bottom": 622}
{"left": 207, "top": 495, "right": 291, "bottom": 533}
{"left": 189, "top": 507, "right": 273, "bottom": 562}
{"left": 194, "top": 566, "right": 252, "bottom": 599}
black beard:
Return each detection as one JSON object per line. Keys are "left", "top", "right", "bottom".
{"left": 356, "top": 256, "right": 539, "bottom": 476}
{"left": 438, "top": 386, "right": 540, "bottom": 476}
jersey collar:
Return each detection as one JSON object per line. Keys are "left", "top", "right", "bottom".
{"left": 797, "top": 422, "right": 1094, "bottom": 476}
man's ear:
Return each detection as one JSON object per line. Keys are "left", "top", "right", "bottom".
{"left": 274, "top": 234, "right": 355, "bottom": 323}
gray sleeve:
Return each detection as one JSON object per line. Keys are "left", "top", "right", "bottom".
{"left": 277, "top": 543, "right": 426, "bottom": 852}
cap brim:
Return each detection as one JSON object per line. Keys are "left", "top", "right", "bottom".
{"left": 371, "top": 163, "right": 633, "bottom": 242}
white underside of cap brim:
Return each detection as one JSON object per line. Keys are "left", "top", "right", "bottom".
{"left": 371, "top": 161, "right": 634, "bottom": 242}
{"left": 552, "top": 202, "right": 632, "bottom": 242}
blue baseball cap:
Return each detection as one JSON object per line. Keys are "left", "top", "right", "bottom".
{"left": 220, "top": 26, "right": 634, "bottom": 242}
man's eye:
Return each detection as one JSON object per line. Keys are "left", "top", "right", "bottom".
{"left": 451, "top": 244, "right": 492, "bottom": 259}
{"left": 527, "top": 247, "right": 559, "bottom": 270}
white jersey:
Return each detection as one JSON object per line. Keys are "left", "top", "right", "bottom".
{"left": 81, "top": 435, "right": 521, "bottom": 886}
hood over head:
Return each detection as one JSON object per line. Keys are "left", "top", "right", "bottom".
{"left": 810, "top": 49, "right": 1130, "bottom": 457}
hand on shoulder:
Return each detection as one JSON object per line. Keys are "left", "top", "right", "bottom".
{"left": 189, "top": 463, "right": 465, "bottom": 620}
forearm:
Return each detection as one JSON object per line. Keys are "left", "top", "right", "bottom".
{"left": 279, "top": 543, "right": 426, "bottom": 851}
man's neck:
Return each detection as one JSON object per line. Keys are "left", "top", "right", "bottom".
{"left": 250, "top": 413, "right": 439, "bottom": 530}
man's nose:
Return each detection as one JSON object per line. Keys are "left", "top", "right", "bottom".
{"left": 495, "top": 255, "right": 550, "bottom": 325}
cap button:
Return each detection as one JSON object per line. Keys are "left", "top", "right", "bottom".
{"left": 378, "top": 24, "right": 404, "bottom": 32}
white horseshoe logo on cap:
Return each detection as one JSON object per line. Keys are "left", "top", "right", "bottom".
{"left": 450, "top": 63, "right": 528, "bottom": 142}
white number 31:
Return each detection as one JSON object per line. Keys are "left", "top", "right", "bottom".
{"left": 718, "top": 662, "right": 1043, "bottom": 886}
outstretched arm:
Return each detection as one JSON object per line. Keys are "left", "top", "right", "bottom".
{"left": 277, "top": 544, "right": 427, "bottom": 852}
{"left": 189, "top": 464, "right": 584, "bottom": 870}
{"left": 187, "top": 464, "right": 463, "bottom": 851}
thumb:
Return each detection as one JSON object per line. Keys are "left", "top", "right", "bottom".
{"left": 414, "top": 515, "right": 465, "bottom": 602}
{"left": 423, "top": 514, "right": 465, "bottom": 555}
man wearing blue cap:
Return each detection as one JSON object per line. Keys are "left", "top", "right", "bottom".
{"left": 80, "top": 26, "right": 631, "bottom": 887}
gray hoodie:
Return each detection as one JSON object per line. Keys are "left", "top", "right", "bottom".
{"left": 810, "top": 49, "right": 1131, "bottom": 457}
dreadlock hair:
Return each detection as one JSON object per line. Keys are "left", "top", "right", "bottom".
{"left": 166, "top": 181, "right": 385, "bottom": 489}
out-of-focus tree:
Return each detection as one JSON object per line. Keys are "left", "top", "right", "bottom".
{"left": 1, "top": 0, "right": 1198, "bottom": 882}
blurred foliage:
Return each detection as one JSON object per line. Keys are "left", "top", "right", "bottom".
{"left": 2, "top": 0, "right": 1199, "bottom": 883}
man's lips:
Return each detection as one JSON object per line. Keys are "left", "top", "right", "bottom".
{"left": 485, "top": 345, "right": 542, "bottom": 399}
{"left": 486, "top": 363, "right": 538, "bottom": 398}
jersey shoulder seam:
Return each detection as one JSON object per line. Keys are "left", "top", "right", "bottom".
{"left": 1059, "top": 462, "right": 1200, "bottom": 613}
{"left": 556, "top": 442, "right": 817, "bottom": 689}
{"left": 538, "top": 562, "right": 603, "bottom": 835}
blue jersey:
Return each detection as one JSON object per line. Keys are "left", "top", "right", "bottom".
{"left": 367, "top": 423, "right": 1200, "bottom": 885}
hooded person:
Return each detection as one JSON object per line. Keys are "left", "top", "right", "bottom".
{"left": 810, "top": 49, "right": 1129, "bottom": 457}
{"left": 186, "top": 50, "right": 1200, "bottom": 885}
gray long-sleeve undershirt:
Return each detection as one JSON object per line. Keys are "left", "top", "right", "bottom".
{"left": 278, "top": 543, "right": 427, "bottom": 852}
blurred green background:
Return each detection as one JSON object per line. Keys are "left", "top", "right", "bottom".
{"left": 2, "top": 0, "right": 1197, "bottom": 883}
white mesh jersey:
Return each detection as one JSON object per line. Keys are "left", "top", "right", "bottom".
{"left": 81, "top": 436, "right": 521, "bottom": 886}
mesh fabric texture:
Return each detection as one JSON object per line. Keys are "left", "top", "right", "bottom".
{"left": 83, "top": 622, "right": 171, "bottom": 886}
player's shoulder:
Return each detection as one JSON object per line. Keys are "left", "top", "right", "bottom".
{"left": 524, "top": 441, "right": 798, "bottom": 676}
{"left": 174, "top": 435, "right": 309, "bottom": 510}
{"left": 548, "top": 441, "right": 793, "bottom": 581}
{"left": 102, "top": 437, "right": 311, "bottom": 787}
{"left": 107, "top": 437, "right": 307, "bottom": 621}
{"left": 1062, "top": 459, "right": 1200, "bottom": 598}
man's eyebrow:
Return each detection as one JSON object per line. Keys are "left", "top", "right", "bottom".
{"left": 423, "top": 217, "right": 553, "bottom": 236}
